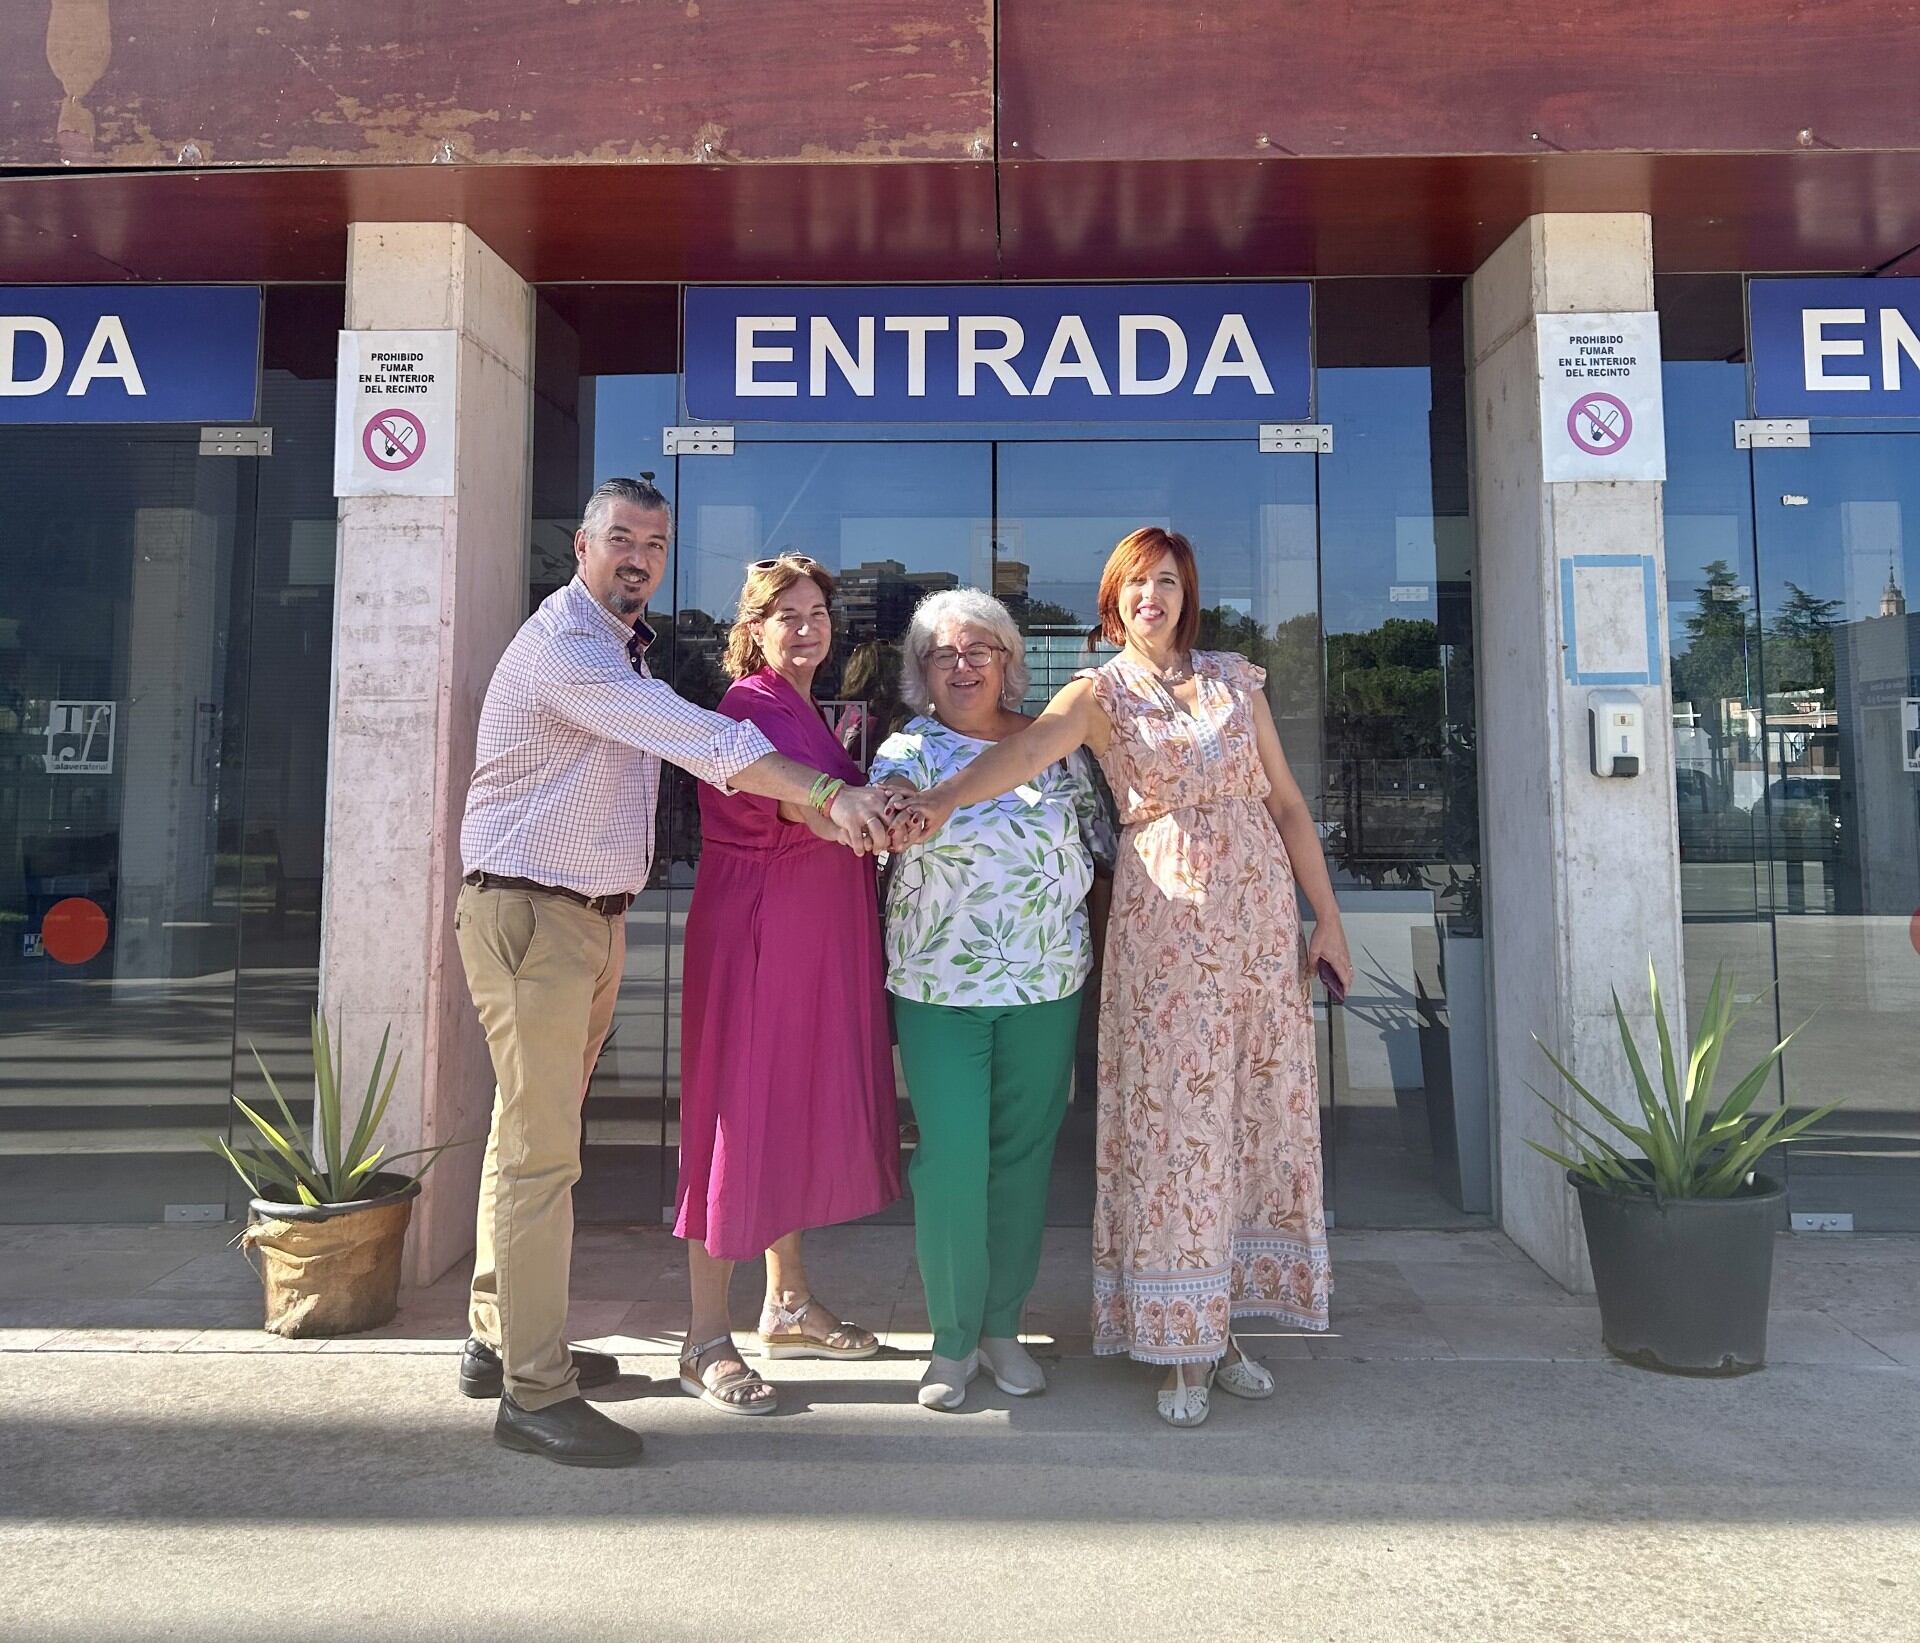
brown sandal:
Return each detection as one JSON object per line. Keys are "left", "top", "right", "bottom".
{"left": 678, "top": 1334, "right": 779, "bottom": 1415}
{"left": 756, "top": 1295, "right": 879, "bottom": 1361}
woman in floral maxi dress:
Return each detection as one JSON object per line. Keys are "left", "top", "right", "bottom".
{"left": 898, "top": 526, "right": 1353, "bottom": 1427}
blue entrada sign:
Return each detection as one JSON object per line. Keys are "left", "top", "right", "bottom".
{"left": 683, "top": 283, "right": 1312, "bottom": 423}
{"left": 1749, "top": 277, "right": 1920, "bottom": 418}
{"left": 0, "top": 286, "right": 261, "bottom": 425}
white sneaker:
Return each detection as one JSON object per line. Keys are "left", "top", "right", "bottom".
{"left": 918, "top": 1351, "right": 978, "bottom": 1411}
{"left": 978, "top": 1335, "right": 1047, "bottom": 1396}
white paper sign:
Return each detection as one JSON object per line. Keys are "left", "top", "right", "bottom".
{"left": 334, "top": 330, "right": 457, "bottom": 497}
{"left": 1537, "top": 312, "right": 1666, "bottom": 483}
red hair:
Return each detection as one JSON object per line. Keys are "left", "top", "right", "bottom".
{"left": 1096, "top": 527, "right": 1201, "bottom": 652}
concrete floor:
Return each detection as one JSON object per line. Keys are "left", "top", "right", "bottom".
{"left": 2, "top": 1222, "right": 1916, "bottom": 1643}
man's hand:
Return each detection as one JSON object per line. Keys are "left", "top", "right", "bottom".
{"left": 826, "top": 784, "right": 895, "bottom": 855}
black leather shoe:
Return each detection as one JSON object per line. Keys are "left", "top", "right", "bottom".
{"left": 459, "top": 1337, "right": 620, "bottom": 1399}
{"left": 494, "top": 1395, "right": 645, "bottom": 1468}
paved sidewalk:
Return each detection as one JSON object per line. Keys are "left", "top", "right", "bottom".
{"left": 2, "top": 1223, "right": 1916, "bottom": 1642}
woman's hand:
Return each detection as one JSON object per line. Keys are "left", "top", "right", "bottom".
{"left": 825, "top": 784, "right": 894, "bottom": 855}
{"left": 894, "top": 783, "right": 958, "bottom": 845}
{"left": 871, "top": 777, "right": 921, "bottom": 852}
{"left": 1306, "top": 914, "right": 1354, "bottom": 996}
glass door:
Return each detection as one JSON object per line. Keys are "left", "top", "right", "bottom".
{"left": 995, "top": 439, "right": 1322, "bottom": 1223}
{"left": 578, "top": 441, "right": 992, "bottom": 1223}
{"left": 0, "top": 429, "right": 260, "bottom": 1221}
{"left": 576, "top": 423, "right": 1485, "bottom": 1230}
{"left": 1749, "top": 434, "right": 1919, "bottom": 1229}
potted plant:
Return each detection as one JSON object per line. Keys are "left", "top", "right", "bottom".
{"left": 205, "top": 1014, "right": 458, "bottom": 1338}
{"left": 1531, "top": 963, "right": 1837, "bottom": 1376}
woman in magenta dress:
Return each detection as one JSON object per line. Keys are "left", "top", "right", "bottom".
{"left": 674, "top": 552, "right": 901, "bottom": 1414}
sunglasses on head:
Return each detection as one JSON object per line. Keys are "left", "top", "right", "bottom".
{"left": 751, "top": 553, "right": 821, "bottom": 571}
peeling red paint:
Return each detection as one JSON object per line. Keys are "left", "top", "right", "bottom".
{"left": 0, "top": 0, "right": 993, "bottom": 166}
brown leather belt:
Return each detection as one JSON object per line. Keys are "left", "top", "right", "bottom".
{"left": 463, "top": 871, "right": 634, "bottom": 918}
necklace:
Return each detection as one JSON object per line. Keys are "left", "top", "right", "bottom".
{"left": 1128, "top": 649, "right": 1194, "bottom": 686}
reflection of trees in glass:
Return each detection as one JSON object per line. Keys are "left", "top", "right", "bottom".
{"left": 1022, "top": 598, "right": 1085, "bottom": 629}
{"left": 1766, "top": 582, "right": 1840, "bottom": 700}
{"left": 1672, "top": 560, "right": 1758, "bottom": 804}
{"left": 1195, "top": 608, "right": 1475, "bottom": 901}
{"left": 1672, "top": 559, "right": 1755, "bottom": 712}
{"left": 1196, "top": 605, "right": 1318, "bottom": 712}
{"left": 1327, "top": 620, "right": 1444, "bottom": 756}
{"left": 1325, "top": 618, "right": 1446, "bottom": 885}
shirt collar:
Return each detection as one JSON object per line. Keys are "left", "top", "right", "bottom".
{"left": 568, "top": 575, "right": 656, "bottom": 654}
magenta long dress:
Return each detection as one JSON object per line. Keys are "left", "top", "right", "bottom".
{"left": 674, "top": 667, "right": 901, "bottom": 1259}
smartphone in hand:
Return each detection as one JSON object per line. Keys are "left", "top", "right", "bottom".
{"left": 1316, "top": 957, "right": 1347, "bottom": 1005}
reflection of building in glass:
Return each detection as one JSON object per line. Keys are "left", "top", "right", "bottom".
{"left": 1022, "top": 627, "right": 1116, "bottom": 715}
{"left": 1881, "top": 559, "right": 1908, "bottom": 618}
{"left": 839, "top": 559, "right": 960, "bottom": 639}
{"left": 1834, "top": 575, "right": 1918, "bottom": 915}
{"left": 994, "top": 557, "right": 1031, "bottom": 608}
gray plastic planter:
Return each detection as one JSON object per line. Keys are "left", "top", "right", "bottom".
{"left": 1572, "top": 1170, "right": 1784, "bottom": 1376}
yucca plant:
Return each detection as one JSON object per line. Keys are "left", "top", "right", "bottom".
{"left": 1529, "top": 962, "right": 1838, "bottom": 1199}
{"left": 205, "top": 1013, "right": 457, "bottom": 1207}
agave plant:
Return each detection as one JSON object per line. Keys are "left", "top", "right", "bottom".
{"left": 205, "top": 1014, "right": 456, "bottom": 1207}
{"left": 1530, "top": 963, "right": 1838, "bottom": 1199}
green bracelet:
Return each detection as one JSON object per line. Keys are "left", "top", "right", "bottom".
{"left": 815, "top": 778, "right": 845, "bottom": 816}
{"left": 806, "top": 772, "right": 834, "bottom": 809}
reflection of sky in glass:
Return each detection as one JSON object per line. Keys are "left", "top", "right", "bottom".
{"left": 1661, "top": 361, "right": 1755, "bottom": 664}
{"left": 997, "top": 442, "right": 1314, "bottom": 629}
{"left": 1318, "top": 367, "right": 1451, "bottom": 637}
{"left": 674, "top": 443, "right": 989, "bottom": 624}
{"left": 1754, "top": 435, "right": 1915, "bottom": 623}
{"left": 589, "top": 374, "right": 680, "bottom": 511}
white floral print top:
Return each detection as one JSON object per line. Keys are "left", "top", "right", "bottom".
{"left": 871, "top": 716, "right": 1097, "bottom": 1007}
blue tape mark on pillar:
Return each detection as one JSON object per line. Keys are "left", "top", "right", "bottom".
{"left": 1559, "top": 554, "right": 1662, "bottom": 686}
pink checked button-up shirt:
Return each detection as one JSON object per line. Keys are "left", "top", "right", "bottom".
{"left": 461, "top": 577, "right": 774, "bottom": 898}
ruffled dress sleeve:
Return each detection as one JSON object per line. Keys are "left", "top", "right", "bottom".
{"left": 1212, "top": 651, "right": 1268, "bottom": 695}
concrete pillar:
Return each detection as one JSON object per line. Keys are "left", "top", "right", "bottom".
{"left": 1467, "top": 214, "right": 1685, "bottom": 1290}
{"left": 320, "top": 223, "right": 532, "bottom": 1284}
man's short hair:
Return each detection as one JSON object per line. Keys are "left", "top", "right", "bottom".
{"left": 581, "top": 475, "right": 672, "bottom": 535}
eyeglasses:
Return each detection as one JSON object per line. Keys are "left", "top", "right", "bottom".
{"left": 752, "top": 554, "right": 820, "bottom": 571}
{"left": 925, "top": 643, "right": 1006, "bottom": 672}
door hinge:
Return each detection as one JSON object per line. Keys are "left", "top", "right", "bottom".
{"left": 1259, "top": 423, "right": 1332, "bottom": 454}
{"left": 199, "top": 426, "right": 272, "bottom": 457}
{"left": 663, "top": 425, "right": 734, "bottom": 456}
{"left": 1733, "top": 419, "right": 1808, "bottom": 449}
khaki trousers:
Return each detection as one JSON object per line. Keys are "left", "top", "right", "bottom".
{"left": 455, "top": 881, "right": 624, "bottom": 1409}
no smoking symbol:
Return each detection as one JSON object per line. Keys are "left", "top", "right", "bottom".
{"left": 362, "top": 407, "right": 426, "bottom": 472}
{"left": 1568, "top": 391, "right": 1632, "bottom": 456}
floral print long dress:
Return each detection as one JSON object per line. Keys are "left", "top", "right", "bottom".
{"left": 1079, "top": 651, "right": 1331, "bottom": 1362}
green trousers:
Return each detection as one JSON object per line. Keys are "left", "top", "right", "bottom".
{"left": 893, "top": 989, "right": 1084, "bottom": 1359}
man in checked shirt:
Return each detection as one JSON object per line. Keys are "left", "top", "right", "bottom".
{"left": 454, "top": 475, "right": 897, "bottom": 1468}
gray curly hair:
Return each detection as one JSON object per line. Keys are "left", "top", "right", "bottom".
{"left": 900, "top": 588, "right": 1031, "bottom": 715}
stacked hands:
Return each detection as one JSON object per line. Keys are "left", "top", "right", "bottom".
{"left": 823, "top": 783, "right": 944, "bottom": 856}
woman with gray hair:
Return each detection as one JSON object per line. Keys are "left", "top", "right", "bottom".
{"left": 869, "top": 588, "right": 1109, "bottom": 1411}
